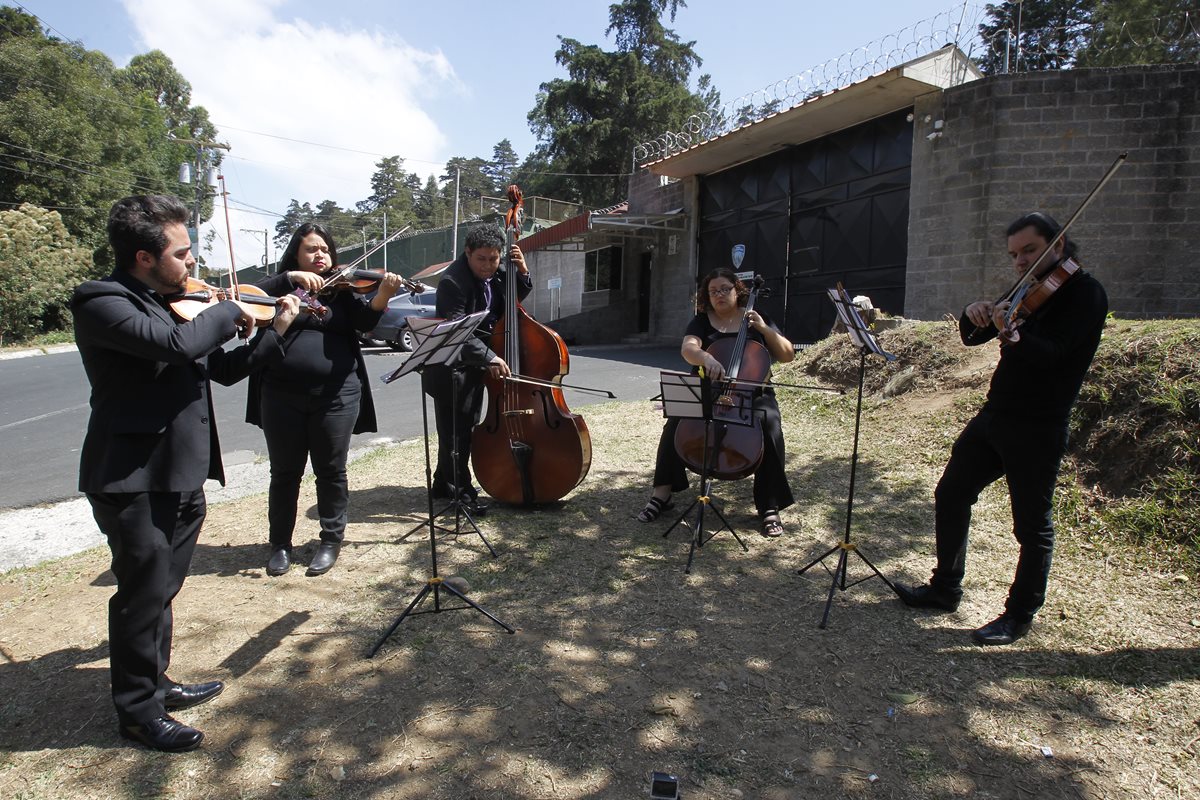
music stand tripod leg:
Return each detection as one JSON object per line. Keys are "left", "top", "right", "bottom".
{"left": 430, "top": 365, "right": 496, "bottom": 556}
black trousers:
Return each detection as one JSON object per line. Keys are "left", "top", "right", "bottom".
{"left": 931, "top": 410, "right": 1069, "bottom": 622}
{"left": 260, "top": 379, "right": 361, "bottom": 547}
{"left": 88, "top": 489, "right": 205, "bottom": 725}
{"left": 652, "top": 392, "right": 795, "bottom": 515}
{"left": 421, "top": 364, "right": 485, "bottom": 490}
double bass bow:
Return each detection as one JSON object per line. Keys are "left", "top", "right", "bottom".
{"left": 470, "top": 185, "right": 593, "bottom": 506}
{"left": 673, "top": 275, "right": 771, "bottom": 480}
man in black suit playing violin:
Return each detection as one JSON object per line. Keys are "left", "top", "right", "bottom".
{"left": 422, "top": 223, "right": 530, "bottom": 512}
{"left": 72, "top": 195, "right": 300, "bottom": 751}
{"left": 896, "top": 212, "right": 1108, "bottom": 645}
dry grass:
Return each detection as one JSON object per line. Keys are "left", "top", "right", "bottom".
{"left": 0, "top": 319, "right": 1197, "bottom": 799}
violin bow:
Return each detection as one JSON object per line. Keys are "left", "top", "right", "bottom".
{"left": 217, "top": 174, "right": 239, "bottom": 297}
{"left": 215, "top": 173, "right": 255, "bottom": 337}
{"left": 966, "top": 151, "right": 1127, "bottom": 343}
{"left": 317, "top": 225, "right": 414, "bottom": 291}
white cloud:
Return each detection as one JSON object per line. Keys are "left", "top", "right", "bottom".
{"left": 121, "top": 0, "right": 458, "bottom": 269}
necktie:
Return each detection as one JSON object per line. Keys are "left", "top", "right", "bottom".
{"left": 482, "top": 279, "right": 492, "bottom": 311}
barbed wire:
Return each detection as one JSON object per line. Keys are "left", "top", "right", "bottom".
{"left": 635, "top": 6, "right": 1200, "bottom": 167}
{"left": 634, "top": 7, "right": 980, "bottom": 165}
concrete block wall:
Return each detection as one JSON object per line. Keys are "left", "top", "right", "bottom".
{"left": 628, "top": 169, "right": 701, "bottom": 342}
{"left": 906, "top": 64, "right": 1200, "bottom": 320}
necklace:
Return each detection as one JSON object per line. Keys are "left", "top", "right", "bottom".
{"left": 711, "top": 312, "right": 739, "bottom": 333}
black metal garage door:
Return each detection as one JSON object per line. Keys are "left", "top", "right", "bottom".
{"left": 698, "top": 109, "right": 912, "bottom": 343}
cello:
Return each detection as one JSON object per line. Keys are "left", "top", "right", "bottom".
{"left": 470, "top": 185, "right": 592, "bottom": 505}
{"left": 672, "top": 275, "right": 770, "bottom": 480}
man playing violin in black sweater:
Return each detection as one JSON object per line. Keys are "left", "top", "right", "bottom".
{"left": 896, "top": 212, "right": 1108, "bottom": 645}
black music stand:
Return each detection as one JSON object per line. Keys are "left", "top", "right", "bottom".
{"left": 796, "top": 284, "right": 900, "bottom": 628}
{"left": 658, "top": 371, "right": 751, "bottom": 573}
{"left": 369, "top": 312, "right": 513, "bottom": 657}
{"left": 393, "top": 317, "right": 497, "bottom": 555}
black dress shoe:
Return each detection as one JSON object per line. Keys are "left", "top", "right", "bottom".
{"left": 164, "top": 679, "right": 224, "bottom": 711}
{"left": 431, "top": 481, "right": 454, "bottom": 499}
{"left": 458, "top": 489, "right": 489, "bottom": 516}
{"left": 895, "top": 582, "right": 961, "bottom": 612}
{"left": 266, "top": 546, "right": 291, "bottom": 576}
{"left": 119, "top": 715, "right": 204, "bottom": 753}
{"left": 972, "top": 614, "right": 1032, "bottom": 646}
{"left": 307, "top": 542, "right": 340, "bottom": 576}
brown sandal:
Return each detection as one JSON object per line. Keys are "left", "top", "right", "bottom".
{"left": 760, "top": 510, "right": 784, "bottom": 537}
{"left": 636, "top": 496, "right": 673, "bottom": 523}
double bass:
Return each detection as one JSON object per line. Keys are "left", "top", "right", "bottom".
{"left": 672, "top": 276, "right": 770, "bottom": 480}
{"left": 470, "top": 185, "right": 592, "bottom": 505}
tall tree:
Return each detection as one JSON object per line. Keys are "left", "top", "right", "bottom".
{"left": 484, "top": 139, "right": 520, "bottom": 193}
{"left": 413, "top": 174, "right": 448, "bottom": 228}
{"left": 440, "top": 156, "right": 493, "bottom": 217}
{"left": 525, "top": 0, "right": 718, "bottom": 207}
{"left": 1078, "top": 0, "right": 1200, "bottom": 66}
{"left": 976, "top": 1, "right": 1096, "bottom": 74}
{"left": 0, "top": 10, "right": 214, "bottom": 254}
{"left": 357, "top": 155, "right": 416, "bottom": 239}
{"left": 274, "top": 199, "right": 315, "bottom": 249}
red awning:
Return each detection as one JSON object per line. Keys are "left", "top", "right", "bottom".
{"left": 411, "top": 260, "right": 452, "bottom": 280}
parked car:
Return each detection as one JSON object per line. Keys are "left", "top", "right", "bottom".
{"left": 362, "top": 289, "right": 438, "bottom": 351}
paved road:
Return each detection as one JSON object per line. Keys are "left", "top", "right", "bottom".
{"left": 0, "top": 343, "right": 680, "bottom": 510}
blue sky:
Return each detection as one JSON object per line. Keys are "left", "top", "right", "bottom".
{"left": 9, "top": 0, "right": 985, "bottom": 268}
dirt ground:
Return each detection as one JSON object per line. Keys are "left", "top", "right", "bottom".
{"left": 1, "top": 338, "right": 1197, "bottom": 799}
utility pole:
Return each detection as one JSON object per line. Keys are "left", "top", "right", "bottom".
{"left": 382, "top": 211, "right": 388, "bottom": 271}
{"left": 240, "top": 228, "right": 268, "bottom": 270}
{"left": 176, "top": 138, "right": 231, "bottom": 278}
{"left": 451, "top": 166, "right": 461, "bottom": 258}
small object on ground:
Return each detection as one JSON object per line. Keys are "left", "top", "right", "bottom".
{"left": 443, "top": 575, "right": 470, "bottom": 595}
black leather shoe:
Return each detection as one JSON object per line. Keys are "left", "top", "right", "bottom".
{"left": 431, "top": 481, "right": 454, "bottom": 499}
{"left": 307, "top": 542, "right": 340, "bottom": 576}
{"left": 895, "top": 582, "right": 961, "bottom": 612}
{"left": 459, "top": 488, "right": 489, "bottom": 516}
{"left": 972, "top": 614, "right": 1032, "bottom": 646}
{"left": 119, "top": 715, "right": 204, "bottom": 753}
{"left": 266, "top": 546, "right": 291, "bottom": 576}
{"left": 164, "top": 679, "right": 224, "bottom": 711}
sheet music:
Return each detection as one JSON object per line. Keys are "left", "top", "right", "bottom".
{"left": 827, "top": 285, "right": 896, "bottom": 361}
{"left": 379, "top": 310, "right": 489, "bottom": 384}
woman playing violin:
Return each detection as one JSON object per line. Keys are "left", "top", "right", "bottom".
{"left": 636, "top": 268, "right": 796, "bottom": 537}
{"left": 896, "top": 212, "right": 1108, "bottom": 646}
{"left": 245, "top": 222, "right": 403, "bottom": 577}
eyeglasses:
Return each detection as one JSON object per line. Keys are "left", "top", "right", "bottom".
{"left": 708, "top": 286, "right": 735, "bottom": 297}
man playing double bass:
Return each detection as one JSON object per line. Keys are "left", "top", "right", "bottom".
{"left": 422, "top": 223, "right": 531, "bottom": 513}
{"left": 897, "top": 212, "right": 1108, "bottom": 645}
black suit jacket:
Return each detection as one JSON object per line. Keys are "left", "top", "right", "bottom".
{"left": 72, "top": 270, "right": 287, "bottom": 493}
{"left": 434, "top": 253, "right": 533, "bottom": 366}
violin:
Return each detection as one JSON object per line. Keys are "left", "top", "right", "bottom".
{"left": 998, "top": 256, "right": 1082, "bottom": 343}
{"left": 312, "top": 225, "right": 427, "bottom": 296}
{"left": 319, "top": 267, "right": 428, "bottom": 296}
{"left": 470, "top": 184, "right": 592, "bottom": 505}
{"left": 673, "top": 276, "right": 769, "bottom": 480}
{"left": 169, "top": 173, "right": 321, "bottom": 332}
{"left": 167, "top": 277, "right": 282, "bottom": 331}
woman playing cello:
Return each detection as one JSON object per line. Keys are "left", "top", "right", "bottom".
{"left": 636, "top": 268, "right": 796, "bottom": 537}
